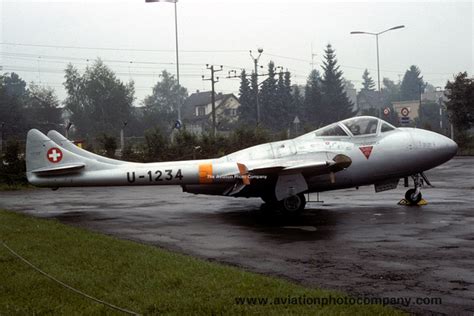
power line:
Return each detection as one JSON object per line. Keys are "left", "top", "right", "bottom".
{"left": 0, "top": 42, "right": 247, "bottom": 53}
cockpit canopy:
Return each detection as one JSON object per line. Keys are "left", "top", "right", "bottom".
{"left": 298, "top": 116, "right": 396, "bottom": 139}
{"left": 342, "top": 117, "right": 379, "bottom": 136}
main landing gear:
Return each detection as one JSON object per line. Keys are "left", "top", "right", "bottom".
{"left": 403, "top": 173, "right": 431, "bottom": 205}
{"left": 261, "top": 193, "right": 307, "bottom": 215}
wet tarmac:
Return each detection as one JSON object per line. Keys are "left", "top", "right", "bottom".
{"left": 1, "top": 157, "right": 473, "bottom": 314}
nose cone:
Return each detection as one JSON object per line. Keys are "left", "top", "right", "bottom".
{"left": 410, "top": 129, "right": 457, "bottom": 167}
{"left": 445, "top": 136, "right": 458, "bottom": 157}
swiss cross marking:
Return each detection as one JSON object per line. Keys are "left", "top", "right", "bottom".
{"left": 47, "top": 148, "right": 63, "bottom": 163}
{"left": 359, "top": 146, "right": 373, "bottom": 159}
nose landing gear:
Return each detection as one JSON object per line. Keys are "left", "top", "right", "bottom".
{"left": 402, "top": 173, "right": 430, "bottom": 205}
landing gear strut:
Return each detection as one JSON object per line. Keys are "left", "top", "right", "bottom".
{"left": 405, "top": 174, "right": 424, "bottom": 204}
{"left": 260, "top": 193, "right": 307, "bottom": 215}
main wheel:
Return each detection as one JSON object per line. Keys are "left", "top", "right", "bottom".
{"left": 405, "top": 189, "right": 422, "bottom": 204}
{"left": 280, "top": 193, "right": 306, "bottom": 215}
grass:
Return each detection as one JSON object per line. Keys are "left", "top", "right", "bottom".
{"left": 0, "top": 210, "right": 405, "bottom": 315}
{"left": 0, "top": 183, "right": 33, "bottom": 191}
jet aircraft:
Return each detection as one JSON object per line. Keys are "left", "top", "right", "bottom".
{"left": 26, "top": 116, "right": 458, "bottom": 213}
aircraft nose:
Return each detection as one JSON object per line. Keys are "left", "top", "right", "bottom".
{"left": 411, "top": 129, "right": 457, "bottom": 164}
{"left": 445, "top": 136, "right": 458, "bottom": 157}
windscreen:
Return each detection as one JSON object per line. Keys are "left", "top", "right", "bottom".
{"left": 314, "top": 124, "right": 348, "bottom": 137}
{"left": 343, "top": 117, "right": 379, "bottom": 136}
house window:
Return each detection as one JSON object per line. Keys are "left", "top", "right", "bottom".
{"left": 197, "top": 106, "right": 206, "bottom": 116}
{"left": 230, "top": 109, "right": 237, "bottom": 116}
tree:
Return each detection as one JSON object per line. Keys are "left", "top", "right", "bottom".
{"left": 143, "top": 127, "right": 168, "bottom": 162}
{"left": 64, "top": 59, "right": 135, "bottom": 138}
{"left": 357, "top": 70, "right": 378, "bottom": 114}
{"left": 291, "top": 85, "right": 304, "bottom": 121}
{"left": 0, "top": 73, "right": 28, "bottom": 138}
{"left": 417, "top": 101, "right": 449, "bottom": 133}
{"left": 320, "top": 44, "right": 355, "bottom": 125}
{"left": 361, "top": 69, "right": 376, "bottom": 91}
{"left": 237, "top": 69, "right": 256, "bottom": 126}
{"left": 269, "top": 69, "right": 293, "bottom": 130}
{"left": 260, "top": 61, "right": 278, "bottom": 129}
{"left": 445, "top": 72, "right": 473, "bottom": 131}
{"left": 381, "top": 77, "right": 401, "bottom": 105}
{"left": 25, "top": 84, "right": 62, "bottom": 131}
{"left": 0, "top": 140, "right": 27, "bottom": 185}
{"left": 97, "top": 134, "right": 117, "bottom": 158}
{"left": 400, "top": 65, "right": 425, "bottom": 101}
{"left": 303, "top": 69, "right": 322, "bottom": 127}
{"left": 143, "top": 70, "right": 188, "bottom": 132}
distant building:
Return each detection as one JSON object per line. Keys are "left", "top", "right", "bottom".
{"left": 421, "top": 90, "right": 447, "bottom": 103}
{"left": 182, "top": 91, "right": 240, "bottom": 134}
{"left": 392, "top": 100, "right": 420, "bottom": 121}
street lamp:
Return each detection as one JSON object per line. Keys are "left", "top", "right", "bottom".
{"left": 250, "top": 48, "right": 263, "bottom": 126}
{"left": 146, "top": 0, "right": 181, "bottom": 122}
{"left": 350, "top": 25, "right": 405, "bottom": 113}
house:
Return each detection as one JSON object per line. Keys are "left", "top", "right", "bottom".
{"left": 181, "top": 91, "right": 240, "bottom": 134}
{"left": 392, "top": 100, "right": 420, "bottom": 121}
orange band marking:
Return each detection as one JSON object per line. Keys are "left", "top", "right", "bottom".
{"left": 198, "top": 163, "right": 213, "bottom": 184}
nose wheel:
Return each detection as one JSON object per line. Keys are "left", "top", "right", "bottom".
{"left": 405, "top": 188, "right": 422, "bottom": 204}
{"left": 404, "top": 174, "right": 426, "bottom": 205}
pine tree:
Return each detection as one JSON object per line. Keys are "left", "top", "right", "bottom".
{"left": 361, "top": 69, "right": 376, "bottom": 91}
{"left": 303, "top": 69, "right": 322, "bottom": 127}
{"left": 260, "top": 61, "right": 278, "bottom": 129}
{"left": 292, "top": 85, "right": 304, "bottom": 121}
{"left": 400, "top": 65, "right": 425, "bottom": 101}
{"left": 320, "top": 44, "right": 355, "bottom": 125}
{"left": 283, "top": 71, "right": 294, "bottom": 119}
{"left": 269, "top": 69, "right": 294, "bottom": 130}
{"left": 237, "top": 69, "right": 256, "bottom": 126}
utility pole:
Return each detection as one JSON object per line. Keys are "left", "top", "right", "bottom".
{"left": 202, "top": 64, "right": 222, "bottom": 137}
{"left": 250, "top": 48, "right": 263, "bottom": 126}
{"left": 310, "top": 43, "right": 317, "bottom": 70}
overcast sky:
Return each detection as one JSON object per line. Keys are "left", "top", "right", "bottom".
{"left": 1, "top": 0, "right": 472, "bottom": 105}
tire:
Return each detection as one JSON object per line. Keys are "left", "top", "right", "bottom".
{"left": 280, "top": 193, "right": 306, "bottom": 215}
{"left": 405, "top": 189, "right": 422, "bottom": 204}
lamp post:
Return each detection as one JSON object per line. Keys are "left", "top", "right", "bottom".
{"left": 250, "top": 48, "right": 263, "bottom": 126}
{"left": 435, "top": 87, "right": 444, "bottom": 132}
{"left": 146, "top": 0, "right": 181, "bottom": 122}
{"left": 350, "top": 25, "right": 405, "bottom": 115}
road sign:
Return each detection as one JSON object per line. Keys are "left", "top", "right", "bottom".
{"left": 401, "top": 107, "right": 410, "bottom": 117}
{"left": 383, "top": 108, "right": 390, "bottom": 116}
{"left": 400, "top": 117, "right": 410, "bottom": 125}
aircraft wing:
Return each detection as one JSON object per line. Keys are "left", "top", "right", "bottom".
{"left": 246, "top": 153, "right": 352, "bottom": 176}
{"left": 232, "top": 153, "right": 352, "bottom": 201}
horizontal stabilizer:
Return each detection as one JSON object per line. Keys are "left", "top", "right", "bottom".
{"left": 31, "top": 163, "right": 85, "bottom": 175}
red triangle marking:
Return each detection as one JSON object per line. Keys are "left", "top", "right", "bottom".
{"left": 359, "top": 146, "right": 373, "bottom": 159}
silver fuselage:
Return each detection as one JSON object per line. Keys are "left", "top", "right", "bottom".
{"left": 26, "top": 118, "right": 458, "bottom": 199}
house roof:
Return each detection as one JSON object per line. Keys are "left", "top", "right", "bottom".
{"left": 182, "top": 91, "right": 238, "bottom": 120}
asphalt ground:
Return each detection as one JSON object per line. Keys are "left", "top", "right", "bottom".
{"left": 1, "top": 157, "right": 473, "bottom": 314}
